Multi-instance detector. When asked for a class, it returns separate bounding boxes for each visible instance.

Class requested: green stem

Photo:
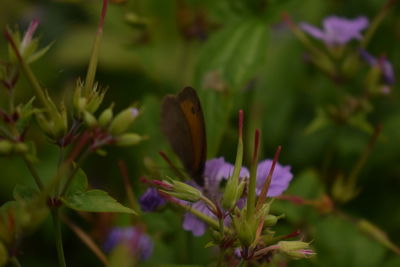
[23,155,44,190]
[4,28,51,112]
[247,130,260,220]
[52,210,66,267]
[55,147,65,196]
[11,257,22,267]
[84,0,108,93]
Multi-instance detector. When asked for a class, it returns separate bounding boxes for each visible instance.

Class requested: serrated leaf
[62,189,136,214]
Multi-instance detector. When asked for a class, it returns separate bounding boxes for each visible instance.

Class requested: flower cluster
[139,111,312,264]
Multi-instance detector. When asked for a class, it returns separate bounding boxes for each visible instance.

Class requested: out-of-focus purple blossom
[256,159,293,197]
[103,227,153,260]
[139,188,166,212]
[300,16,368,46]
[360,49,395,85]
[182,157,249,236]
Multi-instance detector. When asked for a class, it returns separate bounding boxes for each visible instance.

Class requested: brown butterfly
[161,87,206,186]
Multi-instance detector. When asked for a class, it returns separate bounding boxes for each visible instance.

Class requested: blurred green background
[1,0,399,266]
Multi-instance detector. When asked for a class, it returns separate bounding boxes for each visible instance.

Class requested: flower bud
[109,107,139,135]
[222,179,245,210]
[263,214,278,227]
[116,133,143,146]
[233,217,256,246]
[278,241,315,259]
[14,142,28,154]
[83,111,97,128]
[98,106,114,127]
[162,180,202,202]
[0,140,14,155]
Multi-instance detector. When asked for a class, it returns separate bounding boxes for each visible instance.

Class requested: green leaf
[13,184,39,201]
[65,168,88,196]
[62,189,136,214]
[195,18,268,89]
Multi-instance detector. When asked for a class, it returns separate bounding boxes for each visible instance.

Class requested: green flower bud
[233,218,256,246]
[83,111,97,128]
[163,180,202,202]
[109,107,139,135]
[0,140,14,155]
[14,143,28,154]
[263,215,278,227]
[222,179,245,210]
[116,133,143,146]
[98,106,114,127]
[278,241,315,259]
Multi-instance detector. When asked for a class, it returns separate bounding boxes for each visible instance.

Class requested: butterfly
[161,87,206,186]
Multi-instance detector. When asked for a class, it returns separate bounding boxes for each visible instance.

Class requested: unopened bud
[14,142,28,154]
[83,111,97,128]
[163,180,202,202]
[278,241,315,259]
[109,107,139,135]
[0,140,14,154]
[98,106,113,127]
[263,215,278,227]
[233,215,256,246]
[222,179,245,210]
[116,133,143,146]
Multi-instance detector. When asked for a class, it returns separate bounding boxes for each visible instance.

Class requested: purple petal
[299,23,326,40]
[323,16,368,45]
[382,60,395,85]
[103,227,153,260]
[139,188,166,212]
[360,50,395,85]
[182,201,213,236]
[301,15,368,46]
[256,159,293,197]
[183,212,207,236]
[359,49,377,65]
[203,157,249,199]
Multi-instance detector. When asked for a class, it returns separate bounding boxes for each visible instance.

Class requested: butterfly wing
[161,87,206,186]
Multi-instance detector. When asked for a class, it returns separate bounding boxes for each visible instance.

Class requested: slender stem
[23,155,44,190]
[247,129,260,220]
[55,147,65,196]
[52,210,66,267]
[11,257,22,267]
[4,28,51,112]
[84,0,108,93]
[62,215,108,266]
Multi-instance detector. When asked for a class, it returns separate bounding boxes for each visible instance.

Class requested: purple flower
[182,157,293,236]
[139,188,166,212]
[256,159,293,197]
[103,227,153,260]
[360,49,395,85]
[300,16,368,46]
[182,157,249,236]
